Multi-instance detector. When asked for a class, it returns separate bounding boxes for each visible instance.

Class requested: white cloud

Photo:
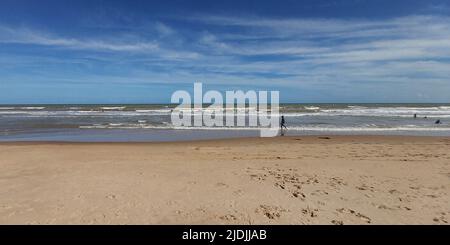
[0,25,159,52]
[154,22,175,37]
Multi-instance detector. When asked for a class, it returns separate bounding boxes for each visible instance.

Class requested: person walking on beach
[280,115,287,136]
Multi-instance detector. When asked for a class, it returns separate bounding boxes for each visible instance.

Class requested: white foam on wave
[290,106,450,118]
[78,123,450,132]
[108,123,123,126]
[101,106,125,110]
[282,112,450,118]
[304,106,320,110]
[135,109,172,113]
[347,105,368,109]
[288,126,450,132]
[18,107,46,110]
[0,109,172,117]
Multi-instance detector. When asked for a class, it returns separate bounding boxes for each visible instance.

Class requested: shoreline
[1,135,449,224]
[1,134,449,144]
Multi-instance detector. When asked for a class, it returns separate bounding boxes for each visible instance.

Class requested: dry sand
[0,136,449,224]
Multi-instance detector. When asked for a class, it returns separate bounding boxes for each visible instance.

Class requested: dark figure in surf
[414,114,417,118]
[435,119,441,124]
[280,115,287,136]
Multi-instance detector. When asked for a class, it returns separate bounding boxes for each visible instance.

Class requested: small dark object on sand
[318,137,331,140]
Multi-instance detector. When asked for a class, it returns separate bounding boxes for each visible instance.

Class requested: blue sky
[1,0,450,104]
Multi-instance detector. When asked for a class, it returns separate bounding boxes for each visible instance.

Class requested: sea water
[0,104,449,141]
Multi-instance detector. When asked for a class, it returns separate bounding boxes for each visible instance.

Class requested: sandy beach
[0,136,449,225]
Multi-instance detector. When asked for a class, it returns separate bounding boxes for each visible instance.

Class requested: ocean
[0,103,449,142]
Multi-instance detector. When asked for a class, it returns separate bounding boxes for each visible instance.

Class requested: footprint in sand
[215,182,229,188]
[356,184,375,192]
[274,182,286,190]
[249,174,266,181]
[219,214,238,221]
[328,177,347,189]
[374,204,397,210]
[331,220,344,225]
[105,194,117,199]
[256,205,287,220]
[301,206,319,218]
[292,190,306,200]
[433,212,448,224]
[388,189,401,195]
[233,189,244,196]
[336,208,371,224]
[311,190,329,196]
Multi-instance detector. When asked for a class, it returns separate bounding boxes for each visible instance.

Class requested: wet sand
[0,136,449,224]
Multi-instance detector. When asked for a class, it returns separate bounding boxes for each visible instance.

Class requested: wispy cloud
[0,25,204,63]
[0,26,160,51]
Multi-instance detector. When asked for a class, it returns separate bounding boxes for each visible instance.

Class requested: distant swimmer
[435,119,441,124]
[280,115,287,136]
[414,113,417,118]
